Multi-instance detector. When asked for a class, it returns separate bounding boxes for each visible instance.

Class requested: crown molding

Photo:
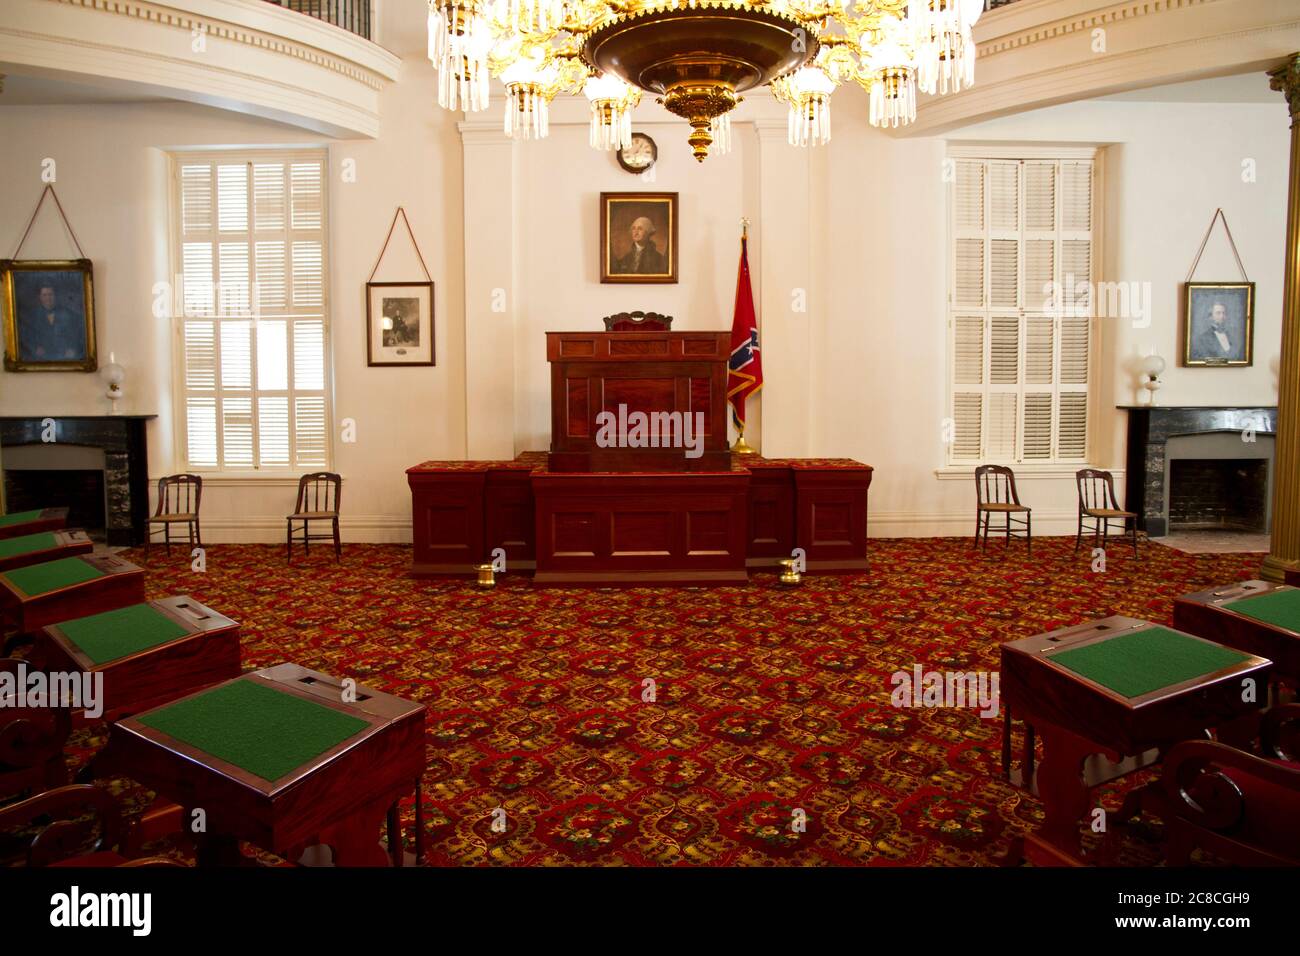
[902,0,1300,136]
[0,0,399,137]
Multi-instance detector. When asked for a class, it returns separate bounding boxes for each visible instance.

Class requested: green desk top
[137,679,370,783]
[1225,588,1300,634]
[58,603,189,666]
[1050,626,1251,699]
[4,556,103,597]
[0,532,58,560]
[0,510,44,528]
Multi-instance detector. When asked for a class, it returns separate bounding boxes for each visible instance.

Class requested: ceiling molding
[0,0,399,137]
[901,0,1300,136]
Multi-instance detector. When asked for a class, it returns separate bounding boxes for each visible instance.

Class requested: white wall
[512,120,754,452]
[1,5,1291,541]
[0,0,465,541]
[810,83,1290,536]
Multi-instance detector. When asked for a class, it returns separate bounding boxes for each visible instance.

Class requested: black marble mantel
[0,416,155,546]
[1119,405,1277,537]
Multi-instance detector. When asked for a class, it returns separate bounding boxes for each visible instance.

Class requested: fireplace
[1120,406,1276,537]
[0,416,155,546]
[3,443,108,536]
[1168,459,1269,532]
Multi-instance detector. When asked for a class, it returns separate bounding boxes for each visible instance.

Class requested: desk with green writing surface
[1174,581,1300,686]
[36,596,241,727]
[0,554,145,639]
[0,530,93,573]
[1000,616,1270,866]
[105,663,426,867]
[0,507,68,541]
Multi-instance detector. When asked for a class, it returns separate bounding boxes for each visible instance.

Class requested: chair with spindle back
[0,657,71,802]
[1075,468,1139,559]
[602,311,674,331]
[0,784,185,867]
[974,465,1032,555]
[146,474,203,556]
[286,472,342,562]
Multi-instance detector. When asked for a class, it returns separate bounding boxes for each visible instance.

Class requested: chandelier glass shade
[427,0,984,159]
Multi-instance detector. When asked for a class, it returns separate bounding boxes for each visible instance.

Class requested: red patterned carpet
[63,538,1267,865]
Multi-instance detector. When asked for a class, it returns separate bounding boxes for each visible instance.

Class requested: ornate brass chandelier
[427,0,984,161]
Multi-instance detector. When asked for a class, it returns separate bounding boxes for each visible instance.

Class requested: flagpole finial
[740,217,750,240]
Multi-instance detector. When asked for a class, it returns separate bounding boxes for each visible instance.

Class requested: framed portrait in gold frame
[1182,281,1253,367]
[1,258,98,372]
[600,192,678,284]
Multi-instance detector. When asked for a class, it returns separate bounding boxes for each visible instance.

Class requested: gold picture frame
[600,192,678,284]
[1,258,98,372]
[1182,281,1254,367]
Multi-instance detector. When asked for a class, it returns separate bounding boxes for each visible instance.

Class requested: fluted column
[1264,54,1300,582]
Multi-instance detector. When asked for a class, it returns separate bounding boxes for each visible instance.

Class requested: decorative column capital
[1268,53,1300,122]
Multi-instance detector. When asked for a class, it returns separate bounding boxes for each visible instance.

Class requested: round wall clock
[617,133,657,174]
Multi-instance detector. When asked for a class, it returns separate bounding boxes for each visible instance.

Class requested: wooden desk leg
[414,779,424,865]
[1031,723,1105,865]
[1002,711,1012,780]
[1022,722,1036,785]
[318,795,392,867]
[387,803,402,867]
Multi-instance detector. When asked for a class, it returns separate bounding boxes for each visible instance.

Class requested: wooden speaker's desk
[407,452,872,585]
[408,329,872,585]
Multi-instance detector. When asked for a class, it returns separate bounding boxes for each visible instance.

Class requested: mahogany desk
[105,664,426,867]
[0,554,145,639]
[0,507,68,541]
[0,530,92,573]
[1001,616,1270,866]
[35,596,242,726]
[408,452,872,585]
[1287,567,1300,587]
[1174,581,1300,687]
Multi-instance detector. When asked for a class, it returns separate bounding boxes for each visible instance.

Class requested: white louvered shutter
[948,156,1095,463]
[174,152,331,471]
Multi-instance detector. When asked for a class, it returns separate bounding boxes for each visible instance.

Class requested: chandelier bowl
[581,3,816,160]
[580,4,816,97]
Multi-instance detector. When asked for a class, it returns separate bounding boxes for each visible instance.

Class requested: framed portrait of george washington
[1,259,97,372]
[600,192,678,284]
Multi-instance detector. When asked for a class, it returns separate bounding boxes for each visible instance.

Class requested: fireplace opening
[3,469,106,539]
[1168,458,1268,533]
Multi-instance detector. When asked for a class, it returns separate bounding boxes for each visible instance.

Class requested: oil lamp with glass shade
[1141,353,1166,406]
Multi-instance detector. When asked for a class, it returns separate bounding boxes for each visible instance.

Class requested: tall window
[947,155,1096,464]
[171,151,331,471]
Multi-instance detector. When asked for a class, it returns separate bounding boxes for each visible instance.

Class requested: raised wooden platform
[407,453,872,586]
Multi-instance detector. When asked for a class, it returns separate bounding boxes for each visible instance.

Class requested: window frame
[944,144,1103,468]
[167,148,334,476]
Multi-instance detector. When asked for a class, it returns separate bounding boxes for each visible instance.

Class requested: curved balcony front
[0,0,400,137]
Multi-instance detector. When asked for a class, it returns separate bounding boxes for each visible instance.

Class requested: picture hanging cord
[367,207,433,283]
[11,184,88,259]
[1185,207,1249,283]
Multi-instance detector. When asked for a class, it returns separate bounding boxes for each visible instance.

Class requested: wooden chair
[1075,468,1138,558]
[974,465,1032,555]
[0,657,71,802]
[0,784,185,867]
[602,311,673,331]
[287,472,342,562]
[1146,704,1300,866]
[146,473,202,556]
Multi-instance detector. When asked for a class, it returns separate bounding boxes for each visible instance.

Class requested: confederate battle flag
[727,228,763,437]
